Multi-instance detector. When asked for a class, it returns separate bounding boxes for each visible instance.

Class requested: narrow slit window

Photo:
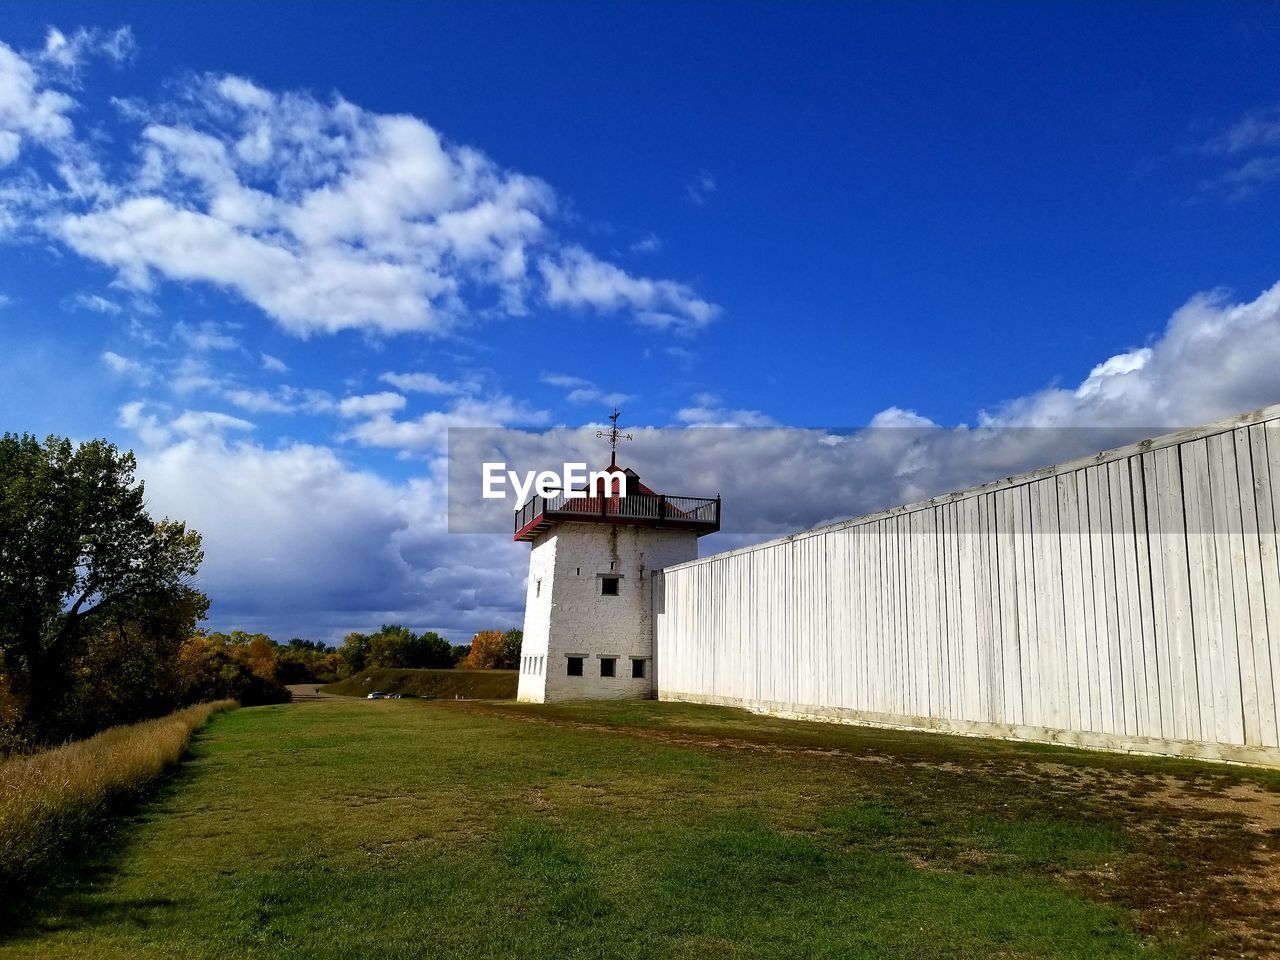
[567,656,584,677]
[535,578,541,597]
[600,657,617,678]
[600,575,620,596]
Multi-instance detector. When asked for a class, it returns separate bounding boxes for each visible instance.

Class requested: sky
[2,2,1280,642]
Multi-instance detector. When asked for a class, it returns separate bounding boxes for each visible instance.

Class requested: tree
[497,629,522,670]
[462,629,520,669]
[0,434,204,742]
[368,624,417,668]
[365,625,455,669]
[341,631,370,674]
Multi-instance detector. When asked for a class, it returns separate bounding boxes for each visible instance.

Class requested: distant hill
[321,668,517,700]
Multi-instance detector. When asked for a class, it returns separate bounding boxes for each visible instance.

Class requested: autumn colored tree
[462,629,521,669]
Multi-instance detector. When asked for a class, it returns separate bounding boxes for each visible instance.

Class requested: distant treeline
[0,432,522,755]
[338,625,522,674]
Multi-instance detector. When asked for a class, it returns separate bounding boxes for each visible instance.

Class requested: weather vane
[596,407,633,466]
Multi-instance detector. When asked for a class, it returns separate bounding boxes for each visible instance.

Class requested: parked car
[366,691,386,700]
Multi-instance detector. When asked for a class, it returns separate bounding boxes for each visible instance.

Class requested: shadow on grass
[0,738,211,943]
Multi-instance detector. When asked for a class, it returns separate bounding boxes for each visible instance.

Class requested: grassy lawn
[2,698,1277,959]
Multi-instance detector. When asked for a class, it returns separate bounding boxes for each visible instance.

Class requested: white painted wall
[656,405,1280,767]
[518,523,698,702]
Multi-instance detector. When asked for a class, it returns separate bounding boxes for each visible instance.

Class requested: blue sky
[3,3,1280,641]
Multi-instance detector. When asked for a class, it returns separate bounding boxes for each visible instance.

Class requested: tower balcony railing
[514,491,721,541]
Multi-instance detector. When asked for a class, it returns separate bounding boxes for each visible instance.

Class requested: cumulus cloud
[0,40,76,165]
[337,391,407,419]
[540,246,719,332]
[341,394,548,451]
[127,432,526,640]
[0,49,718,336]
[101,274,1280,640]
[380,371,470,395]
[260,352,288,373]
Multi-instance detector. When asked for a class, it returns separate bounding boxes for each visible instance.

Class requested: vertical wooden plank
[1182,439,1224,743]
[1250,424,1280,745]
[1261,423,1280,741]
[1109,457,1143,736]
[1206,433,1248,745]
[1057,472,1086,731]
[1232,427,1275,747]
[1130,454,1163,739]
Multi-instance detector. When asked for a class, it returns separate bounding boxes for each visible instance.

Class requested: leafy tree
[61,585,209,738]
[177,634,290,706]
[497,629,522,670]
[416,630,456,669]
[341,631,370,674]
[365,625,455,669]
[0,434,203,743]
[462,629,520,669]
[368,624,418,668]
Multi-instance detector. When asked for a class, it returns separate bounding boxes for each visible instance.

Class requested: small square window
[567,656,583,677]
[600,576,620,596]
[631,658,646,679]
[600,657,617,678]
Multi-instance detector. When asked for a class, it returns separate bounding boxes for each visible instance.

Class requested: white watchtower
[514,412,720,703]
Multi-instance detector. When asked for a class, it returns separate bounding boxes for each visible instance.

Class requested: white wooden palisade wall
[654,404,1280,767]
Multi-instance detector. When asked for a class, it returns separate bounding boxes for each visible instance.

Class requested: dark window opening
[631,658,647,679]
[600,657,617,678]
[600,576,620,596]
[567,656,584,677]
[535,579,541,597]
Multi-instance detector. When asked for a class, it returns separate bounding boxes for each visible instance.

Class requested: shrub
[0,700,235,897]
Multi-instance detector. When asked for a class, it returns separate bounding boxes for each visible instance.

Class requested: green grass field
[3,698,1277,959]
[320,667,517,699]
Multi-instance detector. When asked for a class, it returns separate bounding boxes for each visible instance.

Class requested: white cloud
[40,26,135,72]
[341,394,547,451]
[540,371,632,407]
[337,391,407,418]
[73,292,122,314]
[260,352,288,373]
[380,371,468,395]
[18,70,718,338]
[123,432,526,640]
[540,246,719,333]
[100,349,151,383]
[170,409,254,438]
[0,41,76,163]
[175,320,239,351]
[675,394,775,427]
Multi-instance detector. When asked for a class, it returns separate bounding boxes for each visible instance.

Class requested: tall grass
[0,700,236,895]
